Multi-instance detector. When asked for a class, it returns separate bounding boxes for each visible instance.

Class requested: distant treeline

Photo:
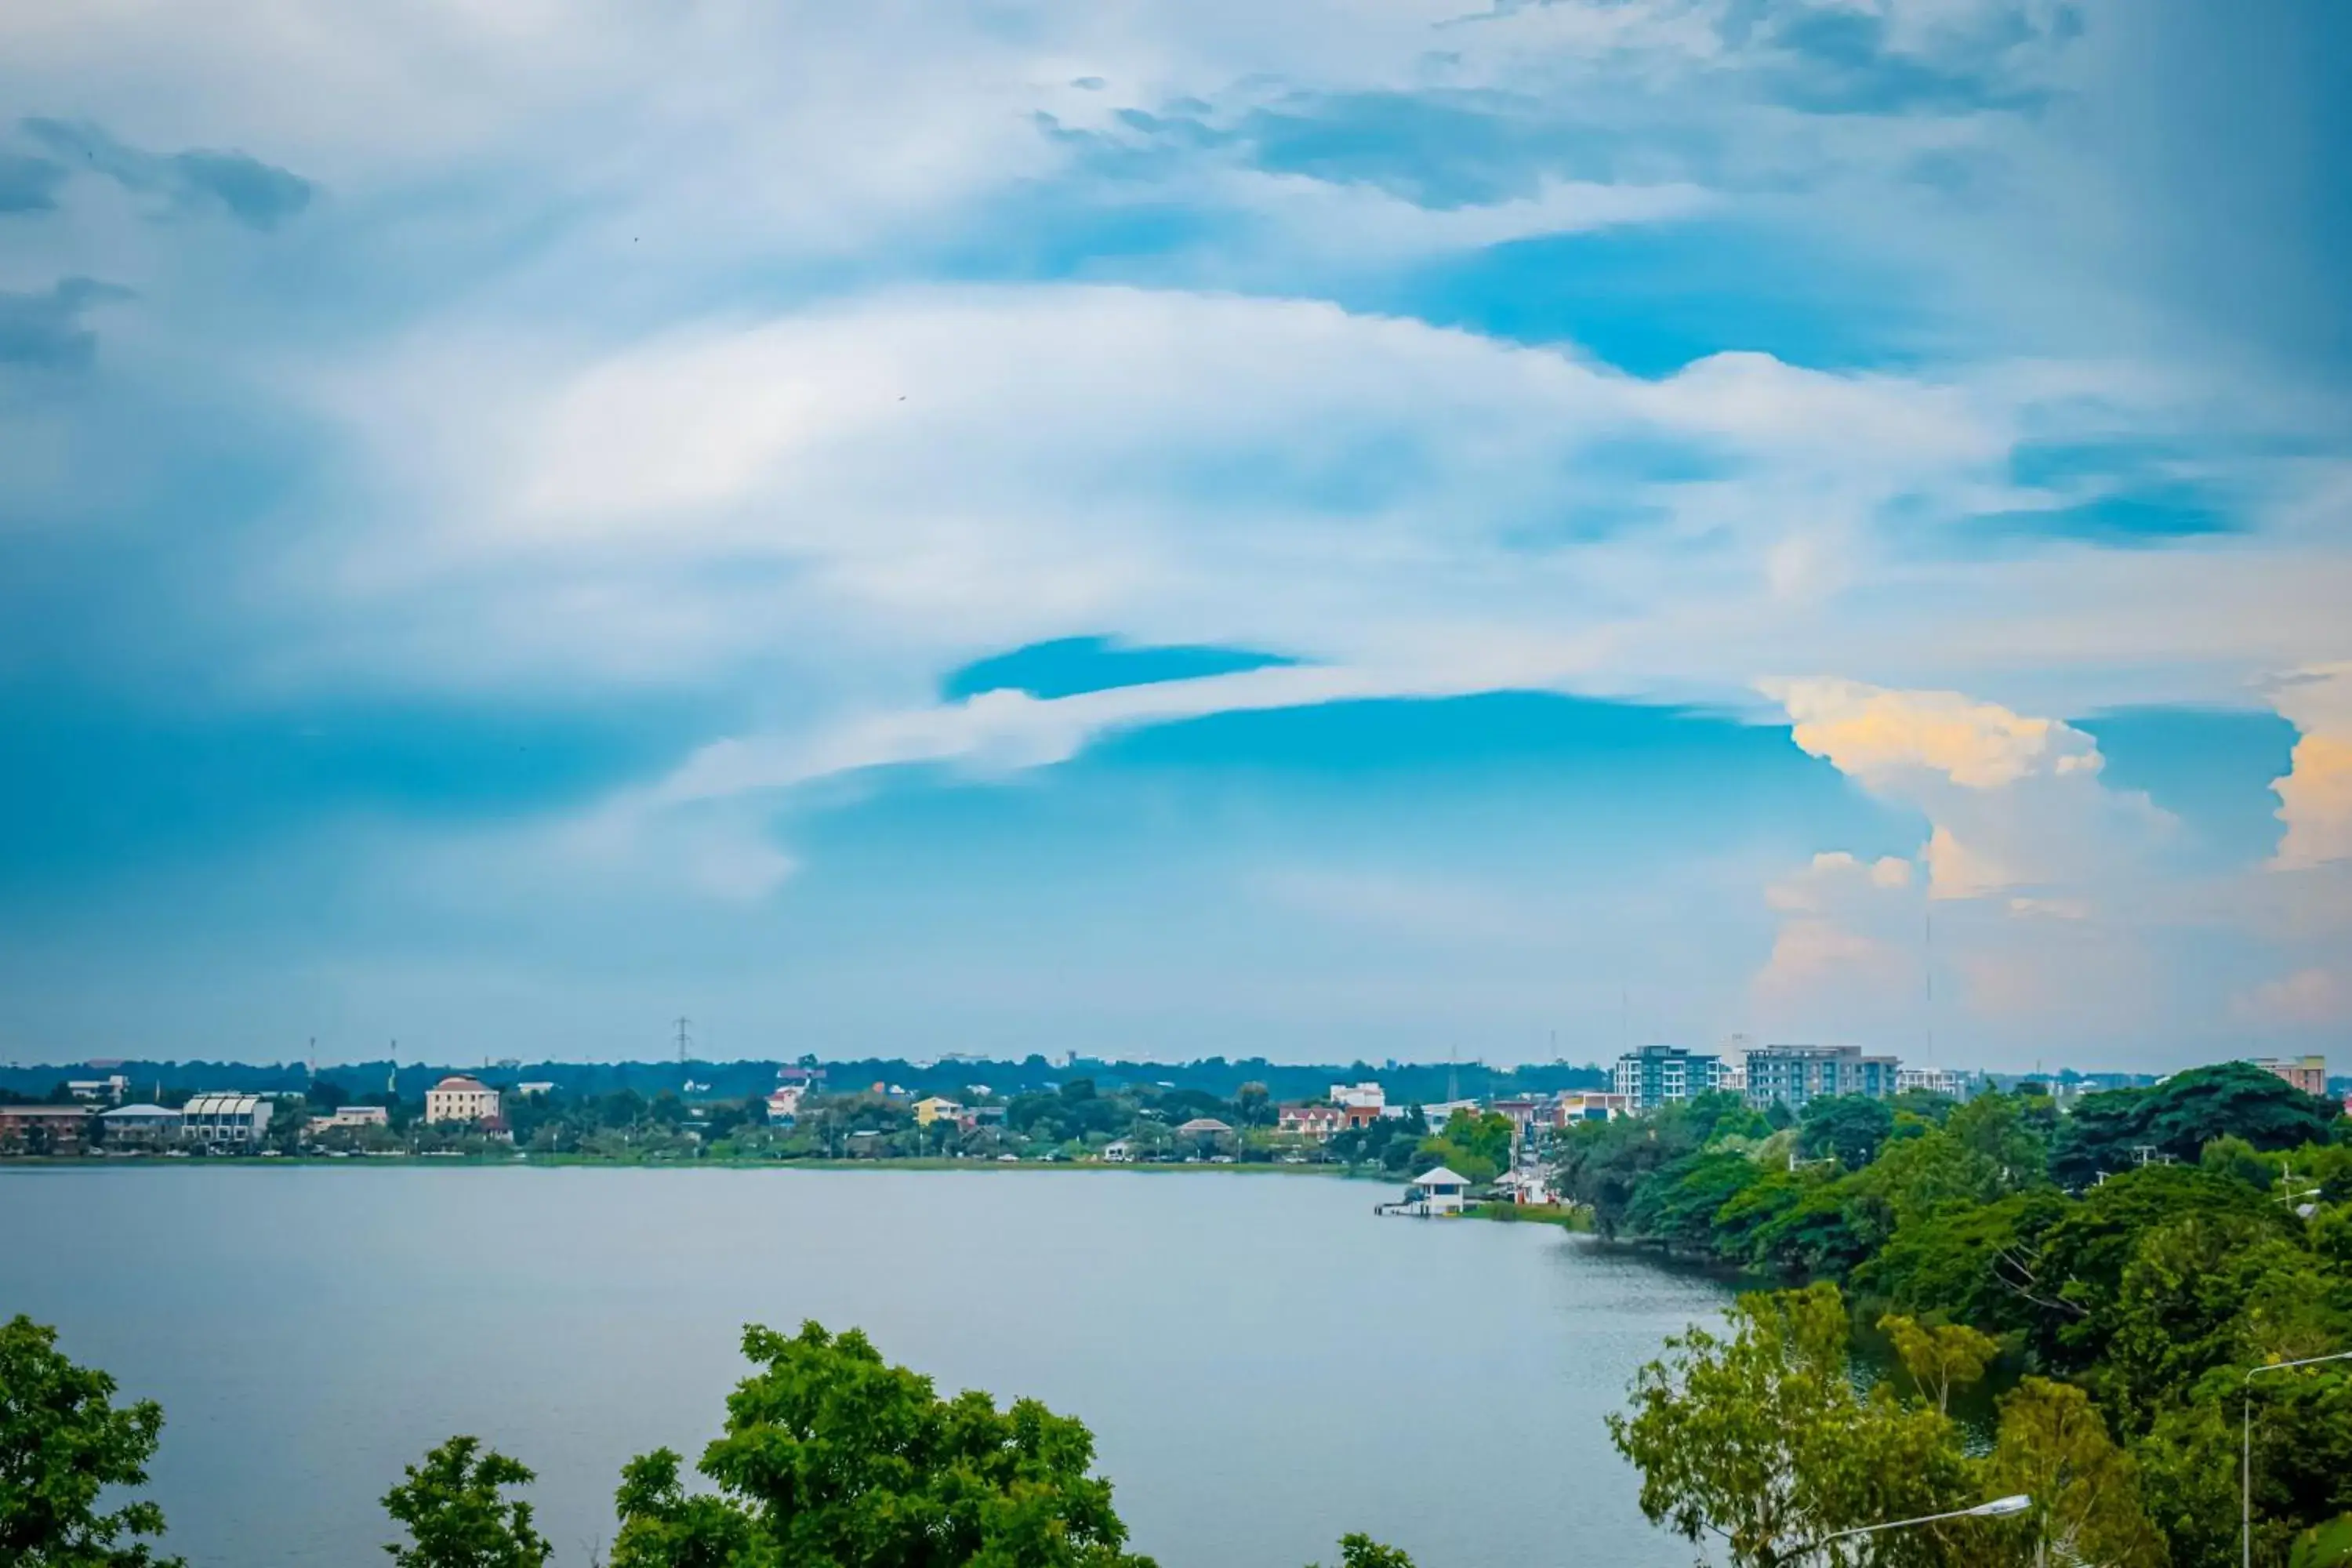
[0,1054,1610,1105]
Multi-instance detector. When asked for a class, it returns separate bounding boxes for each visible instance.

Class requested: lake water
[0,1167,1732,1568]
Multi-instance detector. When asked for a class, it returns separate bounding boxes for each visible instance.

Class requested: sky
[1,0,2347,1071]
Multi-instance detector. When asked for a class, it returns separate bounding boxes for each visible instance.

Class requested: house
[1174,1117,1235,1152]
[1330,1082,1386,1112]
[181,1093,273,1149]
[960,1105,1007,1130]
[1404,1166,1471,1215]
[1490,1099,1544,1141]
[1278,1104,1345,1139]
[766,1086,804,1123]
[0,1104,96,1152]
[913,1096,963,1127]
[99,1103,183,1149]
[1419,1098,1483,1129]
[423,1075,503,1126]
[1102,1139,1134,1163]
[1549,1091,1630,1125]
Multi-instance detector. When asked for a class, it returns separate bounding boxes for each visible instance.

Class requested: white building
[310,1105,390,1132]
[766,1085,804,1123]
[1896,1066,1970,1099]
[1404,1166,1471,1215]
[424,1075,503,1125]
[1329,1082,1386,1111]
[181,1093,272,1149]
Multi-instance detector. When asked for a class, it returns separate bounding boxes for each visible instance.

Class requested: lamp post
[1794,1494,2031,1564]
[2244,1350,2352,1568]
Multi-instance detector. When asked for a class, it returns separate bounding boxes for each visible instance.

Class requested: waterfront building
[181,1093,273,1149]
[1102,1139,1134,1163]
[1403,1166,1470,1215]
[0,1104,96,1151]
[99,1103,183,1148]
[309,1105,390,1133]
[1278,1104,1345,1139]
[1612,1045,1724,1112]
[423,1075,502,1126]
[1744,1045,1900,1109]
[2253,1056,2328,1096]
[912,1096,963,1127]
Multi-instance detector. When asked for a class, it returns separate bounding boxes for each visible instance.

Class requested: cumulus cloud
[2267,664,2352,871]
[1762,676,2102,789]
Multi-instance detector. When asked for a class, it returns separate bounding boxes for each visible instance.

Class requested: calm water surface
[1,1167,1730,1567]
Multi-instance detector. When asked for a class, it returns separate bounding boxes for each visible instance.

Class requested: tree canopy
[381,1437,550,1568]
[0,1315,180,1568]
[610,1320,1156,1568]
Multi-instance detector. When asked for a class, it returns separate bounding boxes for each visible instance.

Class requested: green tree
[611,1321,1156,1568]
[1967,1377,2165,1568]
[381,1436,550,1568]
[1878,1315,1996,1414]
[1608,1283,1968,1567]
[2052,1064,2339,1189]
[0,1316,180,1568]
[1799,1095,1896,1171]
[1305,1536,1415,1568]
[1417,1110,1514,1185]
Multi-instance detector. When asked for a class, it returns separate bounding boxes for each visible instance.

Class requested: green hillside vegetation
[1565,1063,2352,1566]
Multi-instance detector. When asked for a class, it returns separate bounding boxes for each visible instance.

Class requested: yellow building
[913,1096,964,1127]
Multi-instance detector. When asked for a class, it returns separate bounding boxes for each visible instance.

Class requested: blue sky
[1,0,2347,1069]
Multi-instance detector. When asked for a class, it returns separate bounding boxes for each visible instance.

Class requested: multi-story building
[181,1093,273,1149]
[423,1075,502,1126]
[1896,1066,1971,1100]
[99,1103,183,1148]
[2253,1056,2328,1097]
[1744,1045,1900,1110]
[0,1104,95,1152]
[1329,1082,1386,1112]
[1278,1104,1345,1139]
[1613,1046,1724,1112]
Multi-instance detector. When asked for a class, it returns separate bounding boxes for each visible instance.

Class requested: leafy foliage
[0,1316,180,1568]
[381,1437,550,1568]
[610,1320,1155,1568]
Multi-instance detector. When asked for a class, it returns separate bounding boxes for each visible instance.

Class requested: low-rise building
[1330,1082,1386,1112]
[1102,1139,1134,1163]
[423,1076,502,1126]
[181,1093,272,1149]
[100,1103,183,1148]
[1278,1104,1345,1139]
[912,1096,963,1127]
[309,1105,390,1134]
[1174,1117,1235,1149]
[1550,1091,1631,1125]
[1744,1045,1900,1109]
[67,1074,130,1104]
[0,1104,96,1151]
[2253,1056,2328,1097]
[1613,1045,1723,1112]
[766,1086,804,1123]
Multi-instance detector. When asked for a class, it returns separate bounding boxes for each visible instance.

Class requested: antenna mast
[674,1016,693,1065]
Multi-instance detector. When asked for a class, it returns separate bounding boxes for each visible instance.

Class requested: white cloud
[2231,967,2349,1028]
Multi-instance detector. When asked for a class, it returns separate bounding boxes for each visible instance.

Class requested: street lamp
[1795,1494,2031,1563]
[2244,1351,2352,1568]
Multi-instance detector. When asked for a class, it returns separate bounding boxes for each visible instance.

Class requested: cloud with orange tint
[1761,677,2102,790]
[2268,664,2352,871]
